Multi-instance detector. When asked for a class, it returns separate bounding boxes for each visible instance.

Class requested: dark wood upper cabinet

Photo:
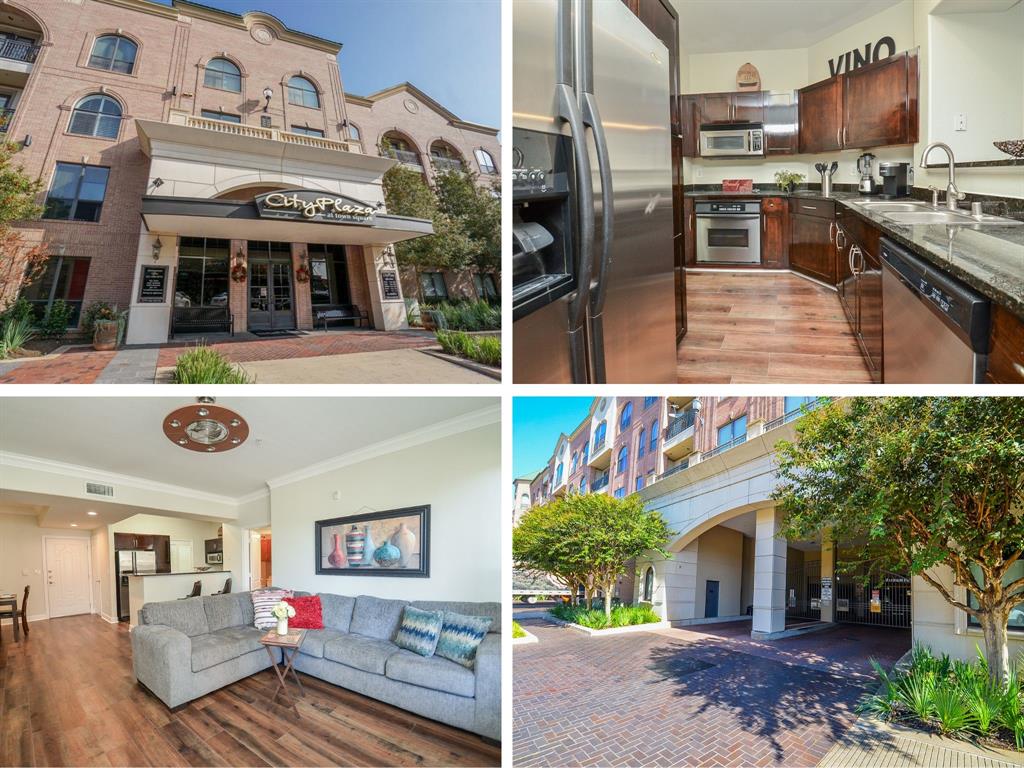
[731,90,764,123]
[843,50,918,149]
[679,95,700,157]
[700,92,733,124]
[764,91,799,155]
[798,77,843,153]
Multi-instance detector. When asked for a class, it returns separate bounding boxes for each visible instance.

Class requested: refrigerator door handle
[581,90,613,384]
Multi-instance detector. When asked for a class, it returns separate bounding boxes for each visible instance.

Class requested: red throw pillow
[283,595,323,630]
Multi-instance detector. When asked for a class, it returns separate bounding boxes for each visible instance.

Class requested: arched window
[555,462,563,485]
[620,401,633,430]
[347,123,361,142]
[475,148,497,174]
[642,567,654,602]
[204,58,241,92]
[88,35,138,74]
[570,452,578,473]
[649,421,658,452]
[68,94,123,139]
[579,475,587,494]
[594,420,607,450]
[287,76,320,108]
[430,141,464,171]
[616,446,628,474]
[382,132,418,164]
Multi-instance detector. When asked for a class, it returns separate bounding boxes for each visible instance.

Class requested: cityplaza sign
[255,190,379,225]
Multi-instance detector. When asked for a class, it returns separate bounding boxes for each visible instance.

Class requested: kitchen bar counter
[127,570,232,628]
[685,187,1024,320]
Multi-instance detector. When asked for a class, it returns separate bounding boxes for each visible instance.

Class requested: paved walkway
[0,330,489,384]
[513,617,910,767]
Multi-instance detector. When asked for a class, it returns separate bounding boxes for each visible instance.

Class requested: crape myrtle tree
[513,492,674,620]
[772,397,1024,680]
[0,142,47,310]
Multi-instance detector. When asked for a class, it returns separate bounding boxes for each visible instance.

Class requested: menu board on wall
[380,269,401,300]
[138,265,168,303]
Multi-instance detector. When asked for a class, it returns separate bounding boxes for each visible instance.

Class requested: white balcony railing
[181,115,362,154]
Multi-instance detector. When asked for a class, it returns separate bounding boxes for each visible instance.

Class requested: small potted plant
[270,600,296,635]
[774,169,805,194]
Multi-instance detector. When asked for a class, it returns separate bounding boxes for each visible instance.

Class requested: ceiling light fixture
[87,511,97,516]
[163,397,249,453]
[71,523,78,527]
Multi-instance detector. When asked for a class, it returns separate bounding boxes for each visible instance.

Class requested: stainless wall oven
[699,123,764,157]
[695,200,761,264]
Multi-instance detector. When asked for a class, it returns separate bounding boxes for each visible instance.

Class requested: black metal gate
[785,559,821,621]
[834,568,911,628]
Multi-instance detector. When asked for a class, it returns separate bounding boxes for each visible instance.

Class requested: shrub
[436,329,501,368]
[433,300,500,331]
[1,297,35,325]
[512,621,526,639]
[932,686,974,736]
[0,316,35,359]
[475,335,501,366]
[549,602,660,630]
[173,345,252,384]
[40,299,72,340]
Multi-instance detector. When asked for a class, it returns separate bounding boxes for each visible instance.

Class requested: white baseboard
[98,612,118,624]
[0,613,47,625]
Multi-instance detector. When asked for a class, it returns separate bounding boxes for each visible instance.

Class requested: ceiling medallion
[163,397,249,453]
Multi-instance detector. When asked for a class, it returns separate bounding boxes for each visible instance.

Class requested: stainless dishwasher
[880,238,990,383]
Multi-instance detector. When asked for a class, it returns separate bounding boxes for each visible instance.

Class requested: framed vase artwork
[315,505,430,577]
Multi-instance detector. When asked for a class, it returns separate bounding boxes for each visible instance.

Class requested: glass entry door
[247,241,295,331]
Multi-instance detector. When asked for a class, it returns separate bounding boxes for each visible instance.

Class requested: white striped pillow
[252,588,293,630]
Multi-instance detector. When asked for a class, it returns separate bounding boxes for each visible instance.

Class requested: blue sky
[513,397,594,480]
[158,0,500,127]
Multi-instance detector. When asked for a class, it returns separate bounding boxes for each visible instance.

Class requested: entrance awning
[141,196,433,245]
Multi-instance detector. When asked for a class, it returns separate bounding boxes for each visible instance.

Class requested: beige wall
[91,526,112,621]
[805,0,916,83]
[688,49,807,93]
[110,514,221,570]
[0,512,93,623]
[694,526,744,618]
[270,423,500,603]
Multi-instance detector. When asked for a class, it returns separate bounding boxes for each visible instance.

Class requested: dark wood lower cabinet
[789,213,836,284]
[859,249,883,381]
[760,197,788,268]
[986,306,1024,383]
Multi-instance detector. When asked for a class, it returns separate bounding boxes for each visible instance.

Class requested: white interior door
[45,538,92,618]
[170,540,193,573]
[249,533,261,591]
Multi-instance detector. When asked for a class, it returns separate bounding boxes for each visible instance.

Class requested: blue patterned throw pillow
[435,611,492,668]
[393,606,444,657]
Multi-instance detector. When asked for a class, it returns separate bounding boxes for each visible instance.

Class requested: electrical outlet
[694,166,703,179]
[954,113,967,131]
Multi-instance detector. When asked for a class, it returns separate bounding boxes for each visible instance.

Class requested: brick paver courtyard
[513,618,911,768]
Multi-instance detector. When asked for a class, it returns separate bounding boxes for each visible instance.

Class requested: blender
[857,153,878,195]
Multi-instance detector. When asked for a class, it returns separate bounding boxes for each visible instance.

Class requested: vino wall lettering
[828,36,896,77]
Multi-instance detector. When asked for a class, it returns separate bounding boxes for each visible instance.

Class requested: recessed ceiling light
[87,511,97,516]
[71,523,78,527]
[163,397,249,453]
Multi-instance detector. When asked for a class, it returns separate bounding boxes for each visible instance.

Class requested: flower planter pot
[276,618,289,635]
[93,320,118,351]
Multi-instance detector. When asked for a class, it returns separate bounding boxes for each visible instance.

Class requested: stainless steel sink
[858,202,929,212]
[882,210,1022,226]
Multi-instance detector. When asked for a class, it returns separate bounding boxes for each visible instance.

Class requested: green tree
[772,397,1024,680]
[0,141,47,310]
[513,493,674,620]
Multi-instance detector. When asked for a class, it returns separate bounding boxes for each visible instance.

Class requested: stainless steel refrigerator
[512,0,677,383]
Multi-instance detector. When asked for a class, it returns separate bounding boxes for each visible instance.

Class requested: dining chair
[179,580,201,599]
[214,577,232,595]
[0,586,29,640]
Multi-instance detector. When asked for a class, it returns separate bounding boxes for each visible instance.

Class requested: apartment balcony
[658,459,689,482]
[662,409,696,461]
[384,148,422,167]
[552,475,567,496]
[431,156,465,172]
[666,395,695,410]
[588,434,611,470]
[0,38,39,83]
[592,474,609,492]
[763,397,831,432]
[0,108,14,134]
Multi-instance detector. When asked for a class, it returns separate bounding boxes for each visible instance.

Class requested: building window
[290,125,325,137]
[635,475,644,491]
[644,396,658,409]
[287,76,320,108]
[555,462,563,485]
[43,163,110,222]
[88,35,138,74]
[419,271,448,303]
[308,244,350,306]
[643,567,654,602]
[474,273,498,302]
[616,446,628,474]
[649,421,658,452]
[620,401,633,430]
[200,109,241,123]
[570,452,578,474]
[583,441,590,463]
[348,123,361,141]
[614,487,625,499]
[594,421,607,450]
[968,559,1024,632]
[638,428,646,458]
[579,475,587,494]
[204,58,241,92]
[68,94,122,139]
[784,396,818,422]
[475,148,497,174]
[19,256,90,327]
[175,237,229,308]
[717,415,748,448]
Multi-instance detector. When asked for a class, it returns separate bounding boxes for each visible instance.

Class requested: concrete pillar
[660,541,699,623]
[752,506,787,637]
[291,243,313,330]
[362,245,410,331]
[229,239,248,334]
[126,232,176,345]
[820,531,835,624]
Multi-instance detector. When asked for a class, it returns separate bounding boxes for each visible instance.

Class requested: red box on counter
[721,179,754,193]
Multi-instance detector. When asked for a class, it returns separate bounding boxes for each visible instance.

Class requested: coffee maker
[857,153,878,195]
[878,161,913,199]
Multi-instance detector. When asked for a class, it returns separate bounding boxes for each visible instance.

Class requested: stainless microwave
[206,552,223,564]
[699,123,764,157]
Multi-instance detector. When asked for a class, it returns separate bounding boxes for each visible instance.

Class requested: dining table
[0,593,19,641]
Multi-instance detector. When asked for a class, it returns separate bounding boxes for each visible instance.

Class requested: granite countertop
[128,569,230,577]
[685,187,1024,319]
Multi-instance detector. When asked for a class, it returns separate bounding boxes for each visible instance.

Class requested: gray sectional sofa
[130,590,501,740]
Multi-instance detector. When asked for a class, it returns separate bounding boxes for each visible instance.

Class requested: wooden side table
[259,628,306,706]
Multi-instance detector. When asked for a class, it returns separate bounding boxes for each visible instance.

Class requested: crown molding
[0,451,241,508]
[265,405,500,491]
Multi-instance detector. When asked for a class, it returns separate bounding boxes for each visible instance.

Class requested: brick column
[229,240,248,334]
[291,242,313,330]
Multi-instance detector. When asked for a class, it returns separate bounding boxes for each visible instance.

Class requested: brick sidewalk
[513,618,896,767]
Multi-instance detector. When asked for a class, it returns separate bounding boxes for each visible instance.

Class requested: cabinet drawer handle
[836,127,841,147]
[829,221,835,243]
[843,126,848,145]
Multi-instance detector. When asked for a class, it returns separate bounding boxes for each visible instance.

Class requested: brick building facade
[1,0,491,343]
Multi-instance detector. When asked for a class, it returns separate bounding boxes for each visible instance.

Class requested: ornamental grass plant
[549,602,661,630]
[173,345,252,384]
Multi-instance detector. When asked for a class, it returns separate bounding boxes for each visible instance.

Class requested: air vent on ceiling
[85,481,114,497]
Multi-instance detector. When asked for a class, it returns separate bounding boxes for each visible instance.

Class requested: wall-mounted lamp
[23,134,31,148]
[171,85,178,97]
[152,237,163,261]
[262,87,273,112]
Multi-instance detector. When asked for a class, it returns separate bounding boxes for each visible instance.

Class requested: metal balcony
[592,474,609,491]
[431,156,464,172]
[763,397,831,433]
[703,434,747,460]
[662,409,696,460]
[657,460,689,482]
[385,148,421,165]
[0,39,40,64]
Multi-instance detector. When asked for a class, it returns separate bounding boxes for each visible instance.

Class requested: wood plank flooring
[678,271,873,384]
[0,615,500,768]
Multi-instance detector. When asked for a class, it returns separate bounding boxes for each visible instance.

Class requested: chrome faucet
[920,142,966,211]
